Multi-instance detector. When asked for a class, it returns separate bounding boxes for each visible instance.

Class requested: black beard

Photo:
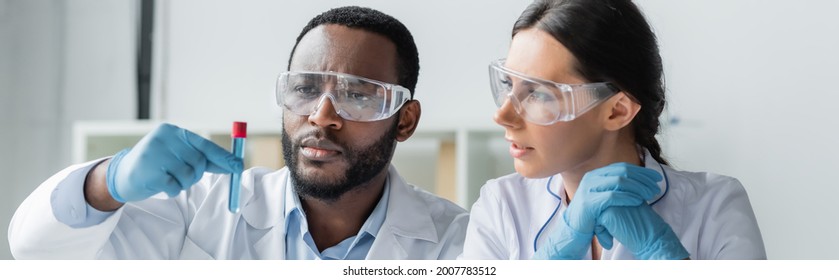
[281,119,398,203]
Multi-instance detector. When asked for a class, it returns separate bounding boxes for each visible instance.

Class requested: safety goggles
[489,59,619,125]
[276,71,411,122]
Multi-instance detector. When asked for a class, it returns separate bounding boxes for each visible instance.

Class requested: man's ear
[603,92,641,132]
[395,100,421,142]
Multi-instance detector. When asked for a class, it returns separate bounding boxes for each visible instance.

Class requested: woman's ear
[603,92,641,131]
[395,100,421,142]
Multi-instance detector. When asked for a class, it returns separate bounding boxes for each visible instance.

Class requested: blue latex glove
[105,123,243,203]
[533,163,662,260]
[597,204,690,260]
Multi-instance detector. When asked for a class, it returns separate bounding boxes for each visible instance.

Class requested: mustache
[293,128,346,152]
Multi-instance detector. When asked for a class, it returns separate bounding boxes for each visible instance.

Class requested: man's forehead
[289,24,399,83]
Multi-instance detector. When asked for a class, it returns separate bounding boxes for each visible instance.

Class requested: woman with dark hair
[461,0,766,260]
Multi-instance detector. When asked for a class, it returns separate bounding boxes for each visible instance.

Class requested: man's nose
[308,94,343,129]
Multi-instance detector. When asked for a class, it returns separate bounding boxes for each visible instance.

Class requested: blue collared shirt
[284,181,390,260]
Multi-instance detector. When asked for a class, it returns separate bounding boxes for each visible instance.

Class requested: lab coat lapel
[243,168,290,260]
[366,165,438,259]
[251,225,286,259]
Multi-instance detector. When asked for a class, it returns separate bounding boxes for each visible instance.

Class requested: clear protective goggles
[276,71,411,122]
[489,59,620,125]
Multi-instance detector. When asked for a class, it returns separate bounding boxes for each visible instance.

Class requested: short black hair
[288,6,420,97]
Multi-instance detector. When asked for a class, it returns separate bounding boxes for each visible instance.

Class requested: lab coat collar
[242,170,290,260]
[240,168,287,229]
[232,168,288,259]
[240,168,300,259]
[380,164,438,242]
[364,165,440,259]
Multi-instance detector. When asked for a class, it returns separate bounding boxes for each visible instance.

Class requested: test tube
[229,121,247,214]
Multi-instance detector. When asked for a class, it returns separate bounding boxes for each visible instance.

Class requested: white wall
[1,0,64,261]
[0,0,135,259]
[4,0,838,260]
[156,0,525,130]
[638,0,839,259]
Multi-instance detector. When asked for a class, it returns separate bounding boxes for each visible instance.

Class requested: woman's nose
[493,95,523,130]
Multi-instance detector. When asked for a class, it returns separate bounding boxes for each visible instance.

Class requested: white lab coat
[460,151,767,260]
[9,161,468,259]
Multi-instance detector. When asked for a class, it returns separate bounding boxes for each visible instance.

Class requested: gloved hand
[106,123,243,203]
[533,162,662,260]
[597,204,690,260]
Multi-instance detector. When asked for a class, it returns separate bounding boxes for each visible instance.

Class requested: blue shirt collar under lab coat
[282,174,391,260]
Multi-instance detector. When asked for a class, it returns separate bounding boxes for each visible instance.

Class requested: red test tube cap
[232,121,247,138]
